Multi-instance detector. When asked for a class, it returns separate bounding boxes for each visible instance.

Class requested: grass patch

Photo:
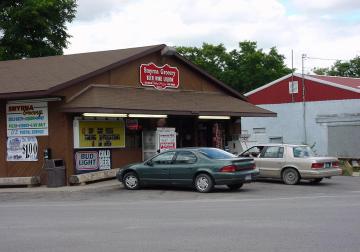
[340,160,353,176]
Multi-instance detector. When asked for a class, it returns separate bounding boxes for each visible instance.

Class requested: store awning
[61,85,276,117]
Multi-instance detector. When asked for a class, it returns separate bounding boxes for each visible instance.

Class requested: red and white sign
[140,63,179,90]
[157,128,176,152]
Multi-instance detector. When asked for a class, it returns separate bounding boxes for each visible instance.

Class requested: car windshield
[199,148,236,159]
[293,146,315,158]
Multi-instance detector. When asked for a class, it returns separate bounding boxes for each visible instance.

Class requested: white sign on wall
[6,102,49,137]
[7,137,38,161]
[157,128,176,152]
[98,149,111,170]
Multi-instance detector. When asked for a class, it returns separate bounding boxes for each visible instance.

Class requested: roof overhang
[60,85,276,117]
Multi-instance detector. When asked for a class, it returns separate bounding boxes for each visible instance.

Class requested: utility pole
[291,50,294,102]
[302,53,307,144]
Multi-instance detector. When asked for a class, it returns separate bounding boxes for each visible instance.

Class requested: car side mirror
[146,160,153,166]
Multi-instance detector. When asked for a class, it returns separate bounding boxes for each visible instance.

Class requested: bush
[340,160,353,176]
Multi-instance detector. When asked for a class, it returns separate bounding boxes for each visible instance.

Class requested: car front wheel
[282,168,300,185]
[194,173,214,193]
[123,172,140,190]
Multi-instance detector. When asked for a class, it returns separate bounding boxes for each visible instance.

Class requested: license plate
[245,175,252,181]
[324,163,331,168]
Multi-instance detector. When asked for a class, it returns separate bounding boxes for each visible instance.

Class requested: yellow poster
[79,121,125,148]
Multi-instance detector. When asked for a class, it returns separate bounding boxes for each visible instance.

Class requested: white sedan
[239,144,342,185]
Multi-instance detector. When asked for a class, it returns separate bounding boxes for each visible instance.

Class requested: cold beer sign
[140,63,179,90]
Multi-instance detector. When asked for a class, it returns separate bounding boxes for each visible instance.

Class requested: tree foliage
[313,56,360,77]
[0,0,77,60]
[176,41,291,93]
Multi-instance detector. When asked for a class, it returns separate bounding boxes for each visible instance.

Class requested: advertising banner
[75,149,111,172]
[157,128,176,152]
[98,149,111,170]
[79,121,125,148]
[6,102,48,137]
[140,63,179,90]
[7,137,38,161]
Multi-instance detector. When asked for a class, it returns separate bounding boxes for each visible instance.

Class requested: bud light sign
[140,63,179,90]
[75,149,112,173]
[75,151,99,171]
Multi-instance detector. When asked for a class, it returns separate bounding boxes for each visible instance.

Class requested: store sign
[98,149,111,170]
[78,121,125,148]
[140,63,179,90]
[126,119,140,131]
[157,128,176,152]
[6,102,48,137]
[75,151,98,171]
[7,137,38,161]
[75,149,111,172]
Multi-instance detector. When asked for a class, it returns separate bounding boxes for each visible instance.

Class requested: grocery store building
[0,44,274,184]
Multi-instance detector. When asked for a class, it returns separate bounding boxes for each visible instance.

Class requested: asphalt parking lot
[0,176,360,252]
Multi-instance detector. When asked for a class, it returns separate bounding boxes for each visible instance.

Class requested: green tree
[312,67,328,75]
[313,56,360,77]
[176,41,291,93]
[0,0,77,60]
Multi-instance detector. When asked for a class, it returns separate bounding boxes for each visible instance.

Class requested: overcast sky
[65,0,360,73]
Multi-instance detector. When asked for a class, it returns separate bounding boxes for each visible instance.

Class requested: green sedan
[117,147,259,193]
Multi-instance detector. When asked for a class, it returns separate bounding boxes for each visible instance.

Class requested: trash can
[44,159,66,187]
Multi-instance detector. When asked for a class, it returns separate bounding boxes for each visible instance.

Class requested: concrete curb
[69,168,120,185]
[0,178,121,194]
[0,176,40,187]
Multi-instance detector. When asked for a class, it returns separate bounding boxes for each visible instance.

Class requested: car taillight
[332,161,339,168]
[220,165,236,172]
[311,163,324,169]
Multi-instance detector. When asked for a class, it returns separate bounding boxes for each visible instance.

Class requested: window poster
[75,149,112,173]
[7,137,38,161]
[78,121,125,148]
[157,128,176,152]
[7,102,48,137]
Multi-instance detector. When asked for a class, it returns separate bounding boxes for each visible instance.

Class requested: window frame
[150,151,176,165]
[174,151,198,165]
[260,146,284,159]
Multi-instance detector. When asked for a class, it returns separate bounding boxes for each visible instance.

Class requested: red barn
[242,73,360,157]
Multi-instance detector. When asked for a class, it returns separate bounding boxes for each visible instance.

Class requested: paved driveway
[0,176,359,252]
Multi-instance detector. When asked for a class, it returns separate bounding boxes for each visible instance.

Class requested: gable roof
[0,44,246,100]
[0,44,165,98]
[308,75,360,90]
[245,73,360,96]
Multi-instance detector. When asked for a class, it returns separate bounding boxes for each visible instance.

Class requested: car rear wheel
[194,173,214,193]
[227,183,243,190]
[310,178,323,184]
[282,168,300,185]
[123,172,140,190]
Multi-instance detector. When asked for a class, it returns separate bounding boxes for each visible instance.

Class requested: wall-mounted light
[82,113,127,118]
[128,114,167,118]
[198,115,231,120]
